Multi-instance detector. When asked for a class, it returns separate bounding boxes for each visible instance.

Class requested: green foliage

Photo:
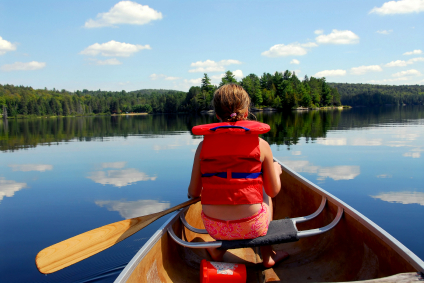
[219,71,238,87]
[329,83,424,106]
[5,72,422,117]
[132,104,153,113]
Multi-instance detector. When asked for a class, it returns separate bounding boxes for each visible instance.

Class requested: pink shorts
[201,203,270,240]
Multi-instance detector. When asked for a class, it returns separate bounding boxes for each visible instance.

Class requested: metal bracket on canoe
[179,208,208,234]
[291,196,327,224]
[297,206,343,238]
[179,196,327,234]
[169,196,344,249]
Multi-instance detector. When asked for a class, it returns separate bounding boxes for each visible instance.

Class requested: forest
[1,70,423,117]
[0,70,340,117]
[330,83,424,106]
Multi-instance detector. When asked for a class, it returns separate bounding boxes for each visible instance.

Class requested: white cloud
[407,57,424,63]
[291,151,301,155]
[0,178,27,203]
[392,69,421,77]
[376,29,393,34]
[9,164,53,172]
[87,168,156,187]
[292,70,301,76]
[188,59,241,73]
[314,69,346,77]
[85,1,162,28]
[301,42,318,48]
[369,0,424,15]
[262,43,308,57]
[282,160,360,181]
[1,61,46,71]
[403,49,422,55]
[182,78,202,88]
[0,36,17,55]
[314,29,324,35]
[165,76,180,81]
[290,59,300,65]
[102,162,126,169]
[385,60,408,67]
[351,65,383,75]
[315,29,359,45]
[371,191,424,205]
[150,74,166,80]
[80,40,151,57]
[210,74,225,84]
[150,74,180,81]
[317,138,347,146]
[95,199,170,219]
[95,58,122,65]
[233,70,244,79]
[367,77,410,84]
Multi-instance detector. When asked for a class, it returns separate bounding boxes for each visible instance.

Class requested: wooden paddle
[36,197,200,274]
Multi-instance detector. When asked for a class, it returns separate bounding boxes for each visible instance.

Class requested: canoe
[114,158,424,282]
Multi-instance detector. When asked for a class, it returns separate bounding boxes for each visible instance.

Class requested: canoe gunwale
[274,157,424,273]
[113,211,180,283]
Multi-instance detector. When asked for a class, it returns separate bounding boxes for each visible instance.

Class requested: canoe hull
[115,159,424,282]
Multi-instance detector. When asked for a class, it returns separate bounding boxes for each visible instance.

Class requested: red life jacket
[192,120,271,205]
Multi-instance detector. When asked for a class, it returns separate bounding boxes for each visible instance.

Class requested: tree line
[330,83,424,106]
[0,70,342,117]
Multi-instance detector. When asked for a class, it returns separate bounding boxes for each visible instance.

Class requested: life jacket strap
[201,172,262,179]
[209,125,250,131]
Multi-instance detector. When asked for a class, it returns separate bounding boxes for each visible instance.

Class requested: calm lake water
[0,106,423,282]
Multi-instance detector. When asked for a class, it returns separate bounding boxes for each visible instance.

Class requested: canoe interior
[121,165,420,283]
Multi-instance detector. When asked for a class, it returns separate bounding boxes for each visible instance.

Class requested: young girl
[188,83,288,268]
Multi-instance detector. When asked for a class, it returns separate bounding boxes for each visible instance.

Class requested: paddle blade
[36,198,200,274]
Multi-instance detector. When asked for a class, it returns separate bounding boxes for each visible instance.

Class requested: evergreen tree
[219,71,238,87]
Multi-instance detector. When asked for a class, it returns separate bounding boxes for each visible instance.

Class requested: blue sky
[0,0,423,91]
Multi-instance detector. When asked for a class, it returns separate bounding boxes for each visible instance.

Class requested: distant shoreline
[111,113,148,116]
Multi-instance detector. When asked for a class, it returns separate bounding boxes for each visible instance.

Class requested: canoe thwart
[291,196,326,223]
[297,206,343,238]
[180,208,208,234]
[168,201,344,249]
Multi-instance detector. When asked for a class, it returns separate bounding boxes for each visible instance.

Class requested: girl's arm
[188,142,203,198]
[260,138,282,198]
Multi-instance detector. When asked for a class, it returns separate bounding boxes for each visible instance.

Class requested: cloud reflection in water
[101,162,126,169]
[8,164,53,172]
[0,178,27,203]
[95,199,171,219]
[371,191,424,206]
[88,168,157,187]
[282,160,360,181]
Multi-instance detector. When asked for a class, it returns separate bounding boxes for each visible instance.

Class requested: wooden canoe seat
[168,197,344,249]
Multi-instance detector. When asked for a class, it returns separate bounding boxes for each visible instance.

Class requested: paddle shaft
[36,197,200,274]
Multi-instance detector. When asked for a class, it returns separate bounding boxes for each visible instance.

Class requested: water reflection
[371,191,424,206]
[1,106,422,151]
[317,138,347,146]
[87,168,157,188]
[95,199,171,219]
[403,152,421,158]
[8,164,53,172]
[0,178,27,203]
[101,162,126,169]
[282,160,360,181]
[376,174,392,178]
[350,138,382,146]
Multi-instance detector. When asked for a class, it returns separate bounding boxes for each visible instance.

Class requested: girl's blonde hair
[213,83,251,122]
